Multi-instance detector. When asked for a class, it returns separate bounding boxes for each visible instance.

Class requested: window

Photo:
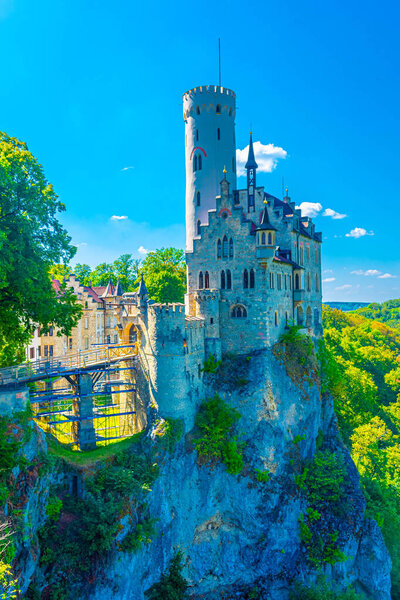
[307,273,311,292]
[69,338,72,350]
[49,345,53,357]
[229,238,233,258]
[196,129,199,141]
[194,155,197,171]
[196,106,200,115]
[261,232,266,245]
[217,128,220,140]
[275,312,278,327]
[297,306,304,326]
[37,347,41,357]
[217,239,222,259]
[221,270,226,289]
[84,337,89,350]
[114,334,118,343]
[85,301,88,308]
[306,307,312,328]
[315,247,319,262]
[106,335,111,344]
[204,271,210,289]
[85,317,89,329]
[306,246,310,260]
[196,191,201,206]
[295,273,300,290]
[210,318,214,324]
[268,233,272,245]
[49,327,53,336]
[44,345,48,357]
[226,269,232,289]
[216,104,221,113]
[243,269,248,289]
[199,271,204,289]
[300,246,304,266]
[222,235,228,258]
[314,308,320,326]
[29,347,34,359]
[284,274,287,290]
[231,305,247,318]
[229,108,233,116]
[269,272,275,289]
[198,154,202,170]
[197,220,201,235]
[250,269,255,289]
[106,316,111,328]
[277,274,282,290]
[289,275,292,290]
[315,274,320,292]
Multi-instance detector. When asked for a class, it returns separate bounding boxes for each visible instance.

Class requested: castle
[26,84,322,430]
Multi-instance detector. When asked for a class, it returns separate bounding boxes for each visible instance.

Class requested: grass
[47,431,144,467]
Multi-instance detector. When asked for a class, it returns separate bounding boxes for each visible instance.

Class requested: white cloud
[378,273,397,279]
[296,202,323,218]
[350,269,381,276]
[138,246,149,255]
[345,227,374,239]
[323,208,347,219]
[236,141,287,177]
[121,166,134,171]
[323,269,333,274]
[335,284,352,290]
[110,215,128,221]
[323,277,336,283]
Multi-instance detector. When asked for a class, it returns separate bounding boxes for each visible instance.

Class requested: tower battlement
[182,85,236,100]
[148,303,185,315]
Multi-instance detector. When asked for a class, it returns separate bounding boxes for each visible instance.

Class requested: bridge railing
[0,343,137,386]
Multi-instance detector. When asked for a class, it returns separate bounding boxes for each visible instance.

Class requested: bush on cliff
[145,550,187,600]
[193,395,245,475]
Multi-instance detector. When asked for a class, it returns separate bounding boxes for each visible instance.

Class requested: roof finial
[223,166,227,175]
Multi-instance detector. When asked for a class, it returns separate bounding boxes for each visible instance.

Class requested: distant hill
[352,298,400,331]
[324,301,371,312]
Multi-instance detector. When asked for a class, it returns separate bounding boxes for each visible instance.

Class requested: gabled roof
[102,280,115,298]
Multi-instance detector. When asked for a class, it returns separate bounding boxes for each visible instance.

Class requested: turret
[183,85,237,251]
[256,200,277,260]
[138,275,149,311]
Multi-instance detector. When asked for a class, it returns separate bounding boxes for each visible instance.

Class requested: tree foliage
[0,132,82,366]
[138,247,186,303]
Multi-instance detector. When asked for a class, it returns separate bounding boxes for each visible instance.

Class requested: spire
[245,131,258,170]
[257,199,277,231]
[114,279,123,296]
[102,279,114,297]
[138,275,148,298]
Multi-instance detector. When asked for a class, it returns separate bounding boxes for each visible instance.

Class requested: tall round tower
[183,85,237,251]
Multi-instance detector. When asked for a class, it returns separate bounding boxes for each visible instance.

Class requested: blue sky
[1,0,399,302]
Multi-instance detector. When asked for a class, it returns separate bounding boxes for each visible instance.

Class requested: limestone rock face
[87,350,391,600]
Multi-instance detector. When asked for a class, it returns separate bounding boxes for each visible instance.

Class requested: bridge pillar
[73,373,96,451]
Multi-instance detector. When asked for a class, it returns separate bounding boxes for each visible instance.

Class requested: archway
[297,306,304,326]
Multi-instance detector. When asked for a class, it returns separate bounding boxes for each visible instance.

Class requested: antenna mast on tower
[218,38,221,86]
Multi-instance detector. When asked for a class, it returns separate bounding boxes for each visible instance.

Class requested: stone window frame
[231,304,248,319]
[249,269,255,289]
[204,271,210,289]
[243,269,249,289]
[217,239,222,259]
[199,271,204,289]
[274,311,279,327]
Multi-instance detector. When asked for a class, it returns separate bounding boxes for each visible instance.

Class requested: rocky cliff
[4,347,392,599]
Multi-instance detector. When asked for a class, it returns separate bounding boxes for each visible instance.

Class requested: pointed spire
[102,279,114,297]
[114,279,123,296]
[257,199,277,231]
[245,131,258,170]
[138,274,148,298]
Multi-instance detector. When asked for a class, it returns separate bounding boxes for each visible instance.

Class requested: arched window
[231,305,248,318]
[194,155,197,171]
[197,220,201,235]
[221,270,226,289]
[196,129,199,141]
[261,232,266,245]
[204,271,210,289]
[196,191,201,206]
[229,238,233,258]
[306,306,312,327]
[196,106,200,115]
[226,269,232,289]
[128,325,137,344]
[217,128,220,140]
[243,269,248,289]
[268,233,272,245]
[297,306,304,326]
[295,273,300,290]
[307,273,311,292]
[275,312,278,327]
[198,154,202,170]
[250,269,255,289]
[315,274,320,292]
[217,239,222,259]
[199,271,203,289]
[222,235,228,258]
[216,104,221,113]
[300,246,304,266]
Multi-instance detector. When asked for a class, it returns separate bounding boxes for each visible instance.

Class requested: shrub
[202,354,222,374]
[120,518,157,552]
[273,326,319,387]
[145,550,187,600]
[290,580,365,599]
[154,418,184,452]
[255,469,269,483]
[194,395,244,474]
[46,496,63,521]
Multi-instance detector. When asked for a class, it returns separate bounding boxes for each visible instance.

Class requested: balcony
[256,246,275,260]
[293,289,305,302]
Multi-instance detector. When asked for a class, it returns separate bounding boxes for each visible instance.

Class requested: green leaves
[138,247,186,304]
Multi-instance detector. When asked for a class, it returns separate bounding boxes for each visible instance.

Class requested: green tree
[48,263,72,281]
[90,262,115,286]
[0,132,82,366]
[113,254,140,292]
[139,247,186,303]
[73,263,92,286]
